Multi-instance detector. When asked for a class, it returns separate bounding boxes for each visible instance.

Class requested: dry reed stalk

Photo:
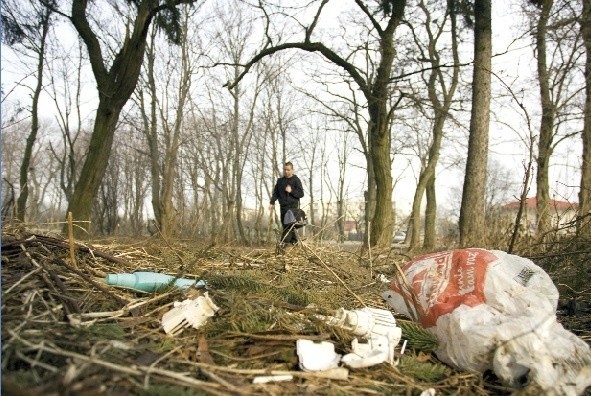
[2,267,43,295]
[67,212,78,269]
[8,330,223,391]
[300,243,367,307]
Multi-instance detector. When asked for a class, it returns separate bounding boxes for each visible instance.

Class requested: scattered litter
[106,271,206,292]
[252,375,294,384]
[400,339,408,355]
[296,339,341,371]
[161,292,219,335]
[322,307,402,368]
[306,367,349,380]
[576,366,591,395]
[420,388,437,396]
[375,273,390,283]
[382,248,591,396]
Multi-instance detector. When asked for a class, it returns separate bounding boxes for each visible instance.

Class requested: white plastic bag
[381,248,591,395]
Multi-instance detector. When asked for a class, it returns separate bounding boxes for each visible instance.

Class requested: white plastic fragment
[375,273,391,283]
[400,339,408,355]
[296,339,341,371]
[420,388,437,396]
[325,307,402,368]
[341,338,391,368]
[576,366,591,395]
[252,375,293,384]
[161,292,219,335]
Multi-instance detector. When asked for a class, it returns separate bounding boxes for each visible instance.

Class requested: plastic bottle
[105,271,206,292]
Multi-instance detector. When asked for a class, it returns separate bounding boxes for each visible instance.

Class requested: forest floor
[1,227,590,395]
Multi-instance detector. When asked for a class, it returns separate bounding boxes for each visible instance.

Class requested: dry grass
[1,226,589,395]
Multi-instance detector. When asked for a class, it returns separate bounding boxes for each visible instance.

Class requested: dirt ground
[2,229,590,395]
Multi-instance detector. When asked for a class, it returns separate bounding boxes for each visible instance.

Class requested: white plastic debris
[296,339,341,371]
[161,292,219,335]
[325,307,402,368]
[375,273,391,283]
[381,248,591,396]
[420,388,437,396]
[576,366,591,395]
[252,375,293,384]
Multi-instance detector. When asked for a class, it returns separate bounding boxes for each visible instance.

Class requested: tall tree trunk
[422,0,460,249]
[16,7,51,222]
[459,0,492,247]
[308,156,316,226]
[160,15,192,239]
[535,0,554,240]
[367,3,406,247]
[142,30,162,232]
[401,0,460,250]
[336,143,347,243]
[230,80,245,243]
[409,162,427,248]
[409,119,443,249]
[369,123,394,247]
[579,0,591,236]
[424,177,436,249]
[67,99,122,233]
[364,159,376,246]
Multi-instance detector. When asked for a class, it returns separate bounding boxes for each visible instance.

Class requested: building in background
[501,197,578,235]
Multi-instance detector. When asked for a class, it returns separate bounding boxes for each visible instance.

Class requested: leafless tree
[214,2,265,244]
[226,0,407,247]
[406,0,461,250]
[46,39,87,203]
[2,0,53,222]
[578,0,591,235]
[298,118,324,229]
[121,133,150,236]
[1,120,28,221]
[459,0,492,247]
[258,60,301,228]
[528,0,584,239]
[94,150,121,234]
[40,0,199,237]
[137,7,198,238]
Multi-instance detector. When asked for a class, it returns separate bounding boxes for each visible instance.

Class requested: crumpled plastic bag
[381,248,591,396]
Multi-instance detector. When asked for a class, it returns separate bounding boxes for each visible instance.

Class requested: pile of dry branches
[2,228,572,395]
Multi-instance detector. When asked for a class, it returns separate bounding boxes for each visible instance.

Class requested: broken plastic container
[324,307,402,368]
[161,292,219,335]
[106,271,206,292]
[296,339,342,371]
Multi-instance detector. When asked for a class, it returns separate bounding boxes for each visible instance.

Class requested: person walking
[269,162,304,246]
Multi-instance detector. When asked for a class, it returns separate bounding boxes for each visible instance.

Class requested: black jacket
[270,175,304,209]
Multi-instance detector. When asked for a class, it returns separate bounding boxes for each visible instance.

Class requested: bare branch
[353,0,383,35]
[224,41,369,95]
[305,0,330,42]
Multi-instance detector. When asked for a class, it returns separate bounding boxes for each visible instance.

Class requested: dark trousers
[280,206,298,244]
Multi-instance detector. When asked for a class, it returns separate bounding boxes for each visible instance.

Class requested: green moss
[398,355,452,382]
[78,323,126,340]
[397,320,438,352]
[153,338,177,354]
